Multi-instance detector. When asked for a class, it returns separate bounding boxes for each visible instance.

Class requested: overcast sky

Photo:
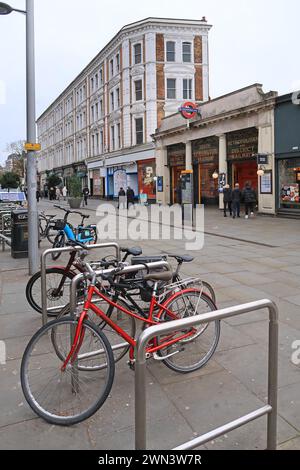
[0,0,299,164]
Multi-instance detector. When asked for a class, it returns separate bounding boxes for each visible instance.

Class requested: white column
[257,121,276,214]
[218,134,227,210]
[185,141,192,171]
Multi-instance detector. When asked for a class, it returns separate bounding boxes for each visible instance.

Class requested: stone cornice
[154,98,277,140]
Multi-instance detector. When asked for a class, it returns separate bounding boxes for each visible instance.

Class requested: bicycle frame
[62,283,198,370]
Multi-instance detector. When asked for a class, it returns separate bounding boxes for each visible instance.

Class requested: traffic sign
[179,102,200,120]
[24,143,41,151]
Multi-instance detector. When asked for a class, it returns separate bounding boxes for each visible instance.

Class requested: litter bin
[11,210,28,259]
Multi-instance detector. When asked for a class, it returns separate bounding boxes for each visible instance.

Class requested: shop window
[138,160,156,199]
[278,158,300,210]
[167,78,176,99]
[166,41,175,62]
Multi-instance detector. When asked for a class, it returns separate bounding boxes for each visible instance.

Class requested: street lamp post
[0,1,39,275]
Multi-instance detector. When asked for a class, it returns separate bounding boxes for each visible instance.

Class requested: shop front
[63,167,74,188]
[227,127,259,191]
[275,93,300,216]
[192,137,219,205]
[106,164,138,200]
[168,144,186,204]
[277,158,300,211]
[91,169,106,198]
[74,163,88,188]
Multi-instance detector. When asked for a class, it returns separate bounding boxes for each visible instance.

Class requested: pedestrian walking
[49,187,55,201]
[56,187,61,201]
[83,186,90,206]
[223,184,232,217]
[232,183,242,219]
[62,186,68,201]
[126,187,135,209]
[118,187,126,209]
[36,189,40,203]
[242,182,257,219]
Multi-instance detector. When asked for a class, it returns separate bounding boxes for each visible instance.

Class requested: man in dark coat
[243,182,257,219]
[232,183,242,219]
[223,185,233,217]
[126,187,135,209]
[82,186,89,206]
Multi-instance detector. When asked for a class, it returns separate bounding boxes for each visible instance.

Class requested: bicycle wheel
[56,297,135,365]
[21,317,115,426]
[26,268,75,316]
[46,226,57,244]
[52,233,65,260]
[156,290,220,373]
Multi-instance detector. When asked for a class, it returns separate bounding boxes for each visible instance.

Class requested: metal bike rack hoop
[40,242,121,325]
[135,298,279,451]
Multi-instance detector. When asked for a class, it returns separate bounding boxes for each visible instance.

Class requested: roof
[37,17,211,122]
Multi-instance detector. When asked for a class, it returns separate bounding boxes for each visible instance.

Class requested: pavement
[0,198,299,450]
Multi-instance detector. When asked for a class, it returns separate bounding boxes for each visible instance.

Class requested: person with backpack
[242,182,257,219]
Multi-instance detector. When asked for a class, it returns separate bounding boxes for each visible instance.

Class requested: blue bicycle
[51,206,98,260]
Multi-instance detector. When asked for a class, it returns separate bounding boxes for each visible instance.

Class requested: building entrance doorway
[232,160,258,190]
[171,166,185,204]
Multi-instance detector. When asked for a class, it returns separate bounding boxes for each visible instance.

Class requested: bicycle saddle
[143,271,173,282]
[168,254,194,263]
[121,246,142,256]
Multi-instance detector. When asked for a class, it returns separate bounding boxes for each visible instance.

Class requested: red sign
[179,102,200,120]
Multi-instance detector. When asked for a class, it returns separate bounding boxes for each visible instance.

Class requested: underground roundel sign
[179,102,200,120]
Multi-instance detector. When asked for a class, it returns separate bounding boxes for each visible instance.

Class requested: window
[116,88,120,108]
[100,130,104,153]
[167,78,176,99]
[116,53,120,73]
[95,73,99,89]
[110,59,114,78]
[117,123,121,149]
[182,42,192,63]
[166,41,175,62]
[110,92,114,111]
[91,77,94,93]
[100,68,103,85]
[135,80,143,101]
[134,43,142,64]
[100,99,103,117]
[90,106,94,123]
[183,79,193,100]
[135,118,143,145]
[111,126,115,151]
[91,135,95,157]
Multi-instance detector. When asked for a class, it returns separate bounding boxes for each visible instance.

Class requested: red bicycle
[21,251,219,426]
